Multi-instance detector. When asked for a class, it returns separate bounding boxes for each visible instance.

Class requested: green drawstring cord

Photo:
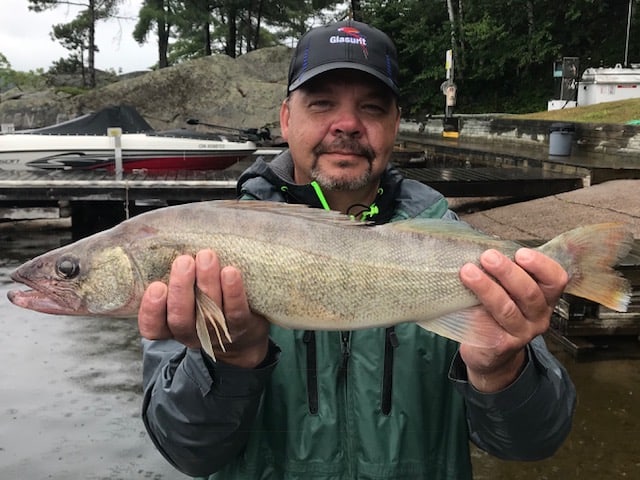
[310,181,331,211]
[308,182,381,221]
[360,203,379,221]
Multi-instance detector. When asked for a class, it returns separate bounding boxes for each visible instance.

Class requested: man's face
[280,70,400,190]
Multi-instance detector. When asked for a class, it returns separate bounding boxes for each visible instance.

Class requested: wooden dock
[0,156,588,220]
[0,168,243,225]
[0,169,240,205]
[396,165,585,197]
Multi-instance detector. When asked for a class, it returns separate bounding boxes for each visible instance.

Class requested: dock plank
[0,159,587,205]
[397,166,585,197]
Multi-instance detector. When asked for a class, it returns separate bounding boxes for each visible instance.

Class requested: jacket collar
[237,150,402,224]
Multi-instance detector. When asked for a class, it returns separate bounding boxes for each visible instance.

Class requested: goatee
[311,138,376,191]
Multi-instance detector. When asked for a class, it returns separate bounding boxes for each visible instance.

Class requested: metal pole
[625,0,633,67]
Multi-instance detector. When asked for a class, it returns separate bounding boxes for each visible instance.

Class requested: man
[138,20,576,479]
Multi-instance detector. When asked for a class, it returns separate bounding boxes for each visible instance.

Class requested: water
[0,223,639,479]
[0,224,189,479]
[471,343,640,479]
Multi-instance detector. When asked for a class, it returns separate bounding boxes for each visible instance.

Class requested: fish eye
[56,257,80,279]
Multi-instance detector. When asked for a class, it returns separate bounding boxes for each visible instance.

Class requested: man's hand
[458,248,569,392]
[138,249,270,369]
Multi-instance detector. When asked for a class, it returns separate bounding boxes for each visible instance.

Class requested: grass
[511,97,640,124]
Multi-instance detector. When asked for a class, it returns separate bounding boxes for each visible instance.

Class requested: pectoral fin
[195,287,233,361]
[416,306,506,348]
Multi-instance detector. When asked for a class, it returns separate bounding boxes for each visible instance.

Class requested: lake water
[0,225,189,479]
[0,222,638,479]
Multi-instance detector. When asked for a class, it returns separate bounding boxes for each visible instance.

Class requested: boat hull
[0,133,256,172]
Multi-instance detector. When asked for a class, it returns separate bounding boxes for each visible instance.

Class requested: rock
[0,46,291,133]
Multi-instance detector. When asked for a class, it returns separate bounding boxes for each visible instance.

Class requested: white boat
[0,106,257,172]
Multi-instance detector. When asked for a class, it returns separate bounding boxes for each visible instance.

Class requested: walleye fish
[7,200,633,360]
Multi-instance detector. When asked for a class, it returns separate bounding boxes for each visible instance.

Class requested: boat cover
[28,105,153,135]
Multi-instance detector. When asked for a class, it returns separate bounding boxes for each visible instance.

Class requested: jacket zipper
[302,330,318,414]
[340,331,352,375]
[381,327,399,415]
[339,331,354,477]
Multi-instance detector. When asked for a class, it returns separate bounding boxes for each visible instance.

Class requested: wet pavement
[458,179,640,241]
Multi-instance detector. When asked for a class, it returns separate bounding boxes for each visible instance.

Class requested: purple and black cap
[287,20,400,96]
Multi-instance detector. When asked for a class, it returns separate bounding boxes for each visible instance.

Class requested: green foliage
[49,56,85,74]
[362,0,451,116]
[360,0,640,116]
[1,53,47,91]
[53,85,89,96]
[133,0,344,67]
[13,0,640,113]
[0,53,10,72]
[28,0,123,87]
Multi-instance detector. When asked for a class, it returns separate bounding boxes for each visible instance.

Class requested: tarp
[27,105,153,135]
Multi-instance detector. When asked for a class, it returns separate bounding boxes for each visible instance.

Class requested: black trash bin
[549,123,575,156]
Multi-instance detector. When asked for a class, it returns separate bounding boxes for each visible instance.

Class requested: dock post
[108,127,124,179]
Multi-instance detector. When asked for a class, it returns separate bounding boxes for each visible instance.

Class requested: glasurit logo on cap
[329,26,369,58]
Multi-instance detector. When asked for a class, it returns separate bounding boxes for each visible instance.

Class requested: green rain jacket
[141,152,576,479]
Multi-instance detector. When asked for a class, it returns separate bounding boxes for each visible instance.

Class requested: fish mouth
[7,288,80,315]
[7,270,83,315]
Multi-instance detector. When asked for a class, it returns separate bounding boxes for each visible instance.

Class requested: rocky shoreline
[0,46,292,132]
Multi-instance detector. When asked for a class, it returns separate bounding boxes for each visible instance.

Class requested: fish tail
[538,223,633,312]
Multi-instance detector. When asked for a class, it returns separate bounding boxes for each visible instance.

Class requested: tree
[28,0,122,88]
[0,54,46,93]
[50,13,93,84]
[133,0,180,68]
[133,0,343,67]
[0,53,12,93]
[361,0,451,115]
[358,0,640,114]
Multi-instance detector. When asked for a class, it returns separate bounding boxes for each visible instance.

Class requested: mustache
[313,138,375,161]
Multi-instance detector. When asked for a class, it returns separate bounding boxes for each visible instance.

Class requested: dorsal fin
[210,200,369,228]
[385,218,509,248]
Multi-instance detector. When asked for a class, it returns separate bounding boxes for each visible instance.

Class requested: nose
[330,105,364,138]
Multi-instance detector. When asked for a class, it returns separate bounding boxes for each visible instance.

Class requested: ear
[279,99,291,140]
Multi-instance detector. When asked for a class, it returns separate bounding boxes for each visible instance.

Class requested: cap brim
[288,62,399,95]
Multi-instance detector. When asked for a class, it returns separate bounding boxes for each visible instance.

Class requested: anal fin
[416,306,506,348]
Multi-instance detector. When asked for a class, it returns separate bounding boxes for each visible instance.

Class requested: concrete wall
[400,116,640,166]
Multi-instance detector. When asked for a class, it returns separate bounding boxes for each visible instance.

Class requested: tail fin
[539,223,633,312]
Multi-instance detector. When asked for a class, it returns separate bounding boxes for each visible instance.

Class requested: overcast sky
[0,0,157,73]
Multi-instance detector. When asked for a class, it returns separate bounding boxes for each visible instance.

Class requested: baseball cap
[287,20,400,96]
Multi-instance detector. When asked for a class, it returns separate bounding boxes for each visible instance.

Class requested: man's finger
[166,255,198,345]
[220,267,250,320]
[138,281,171,339]
[195,249,222,306]
[514,248,569,305]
